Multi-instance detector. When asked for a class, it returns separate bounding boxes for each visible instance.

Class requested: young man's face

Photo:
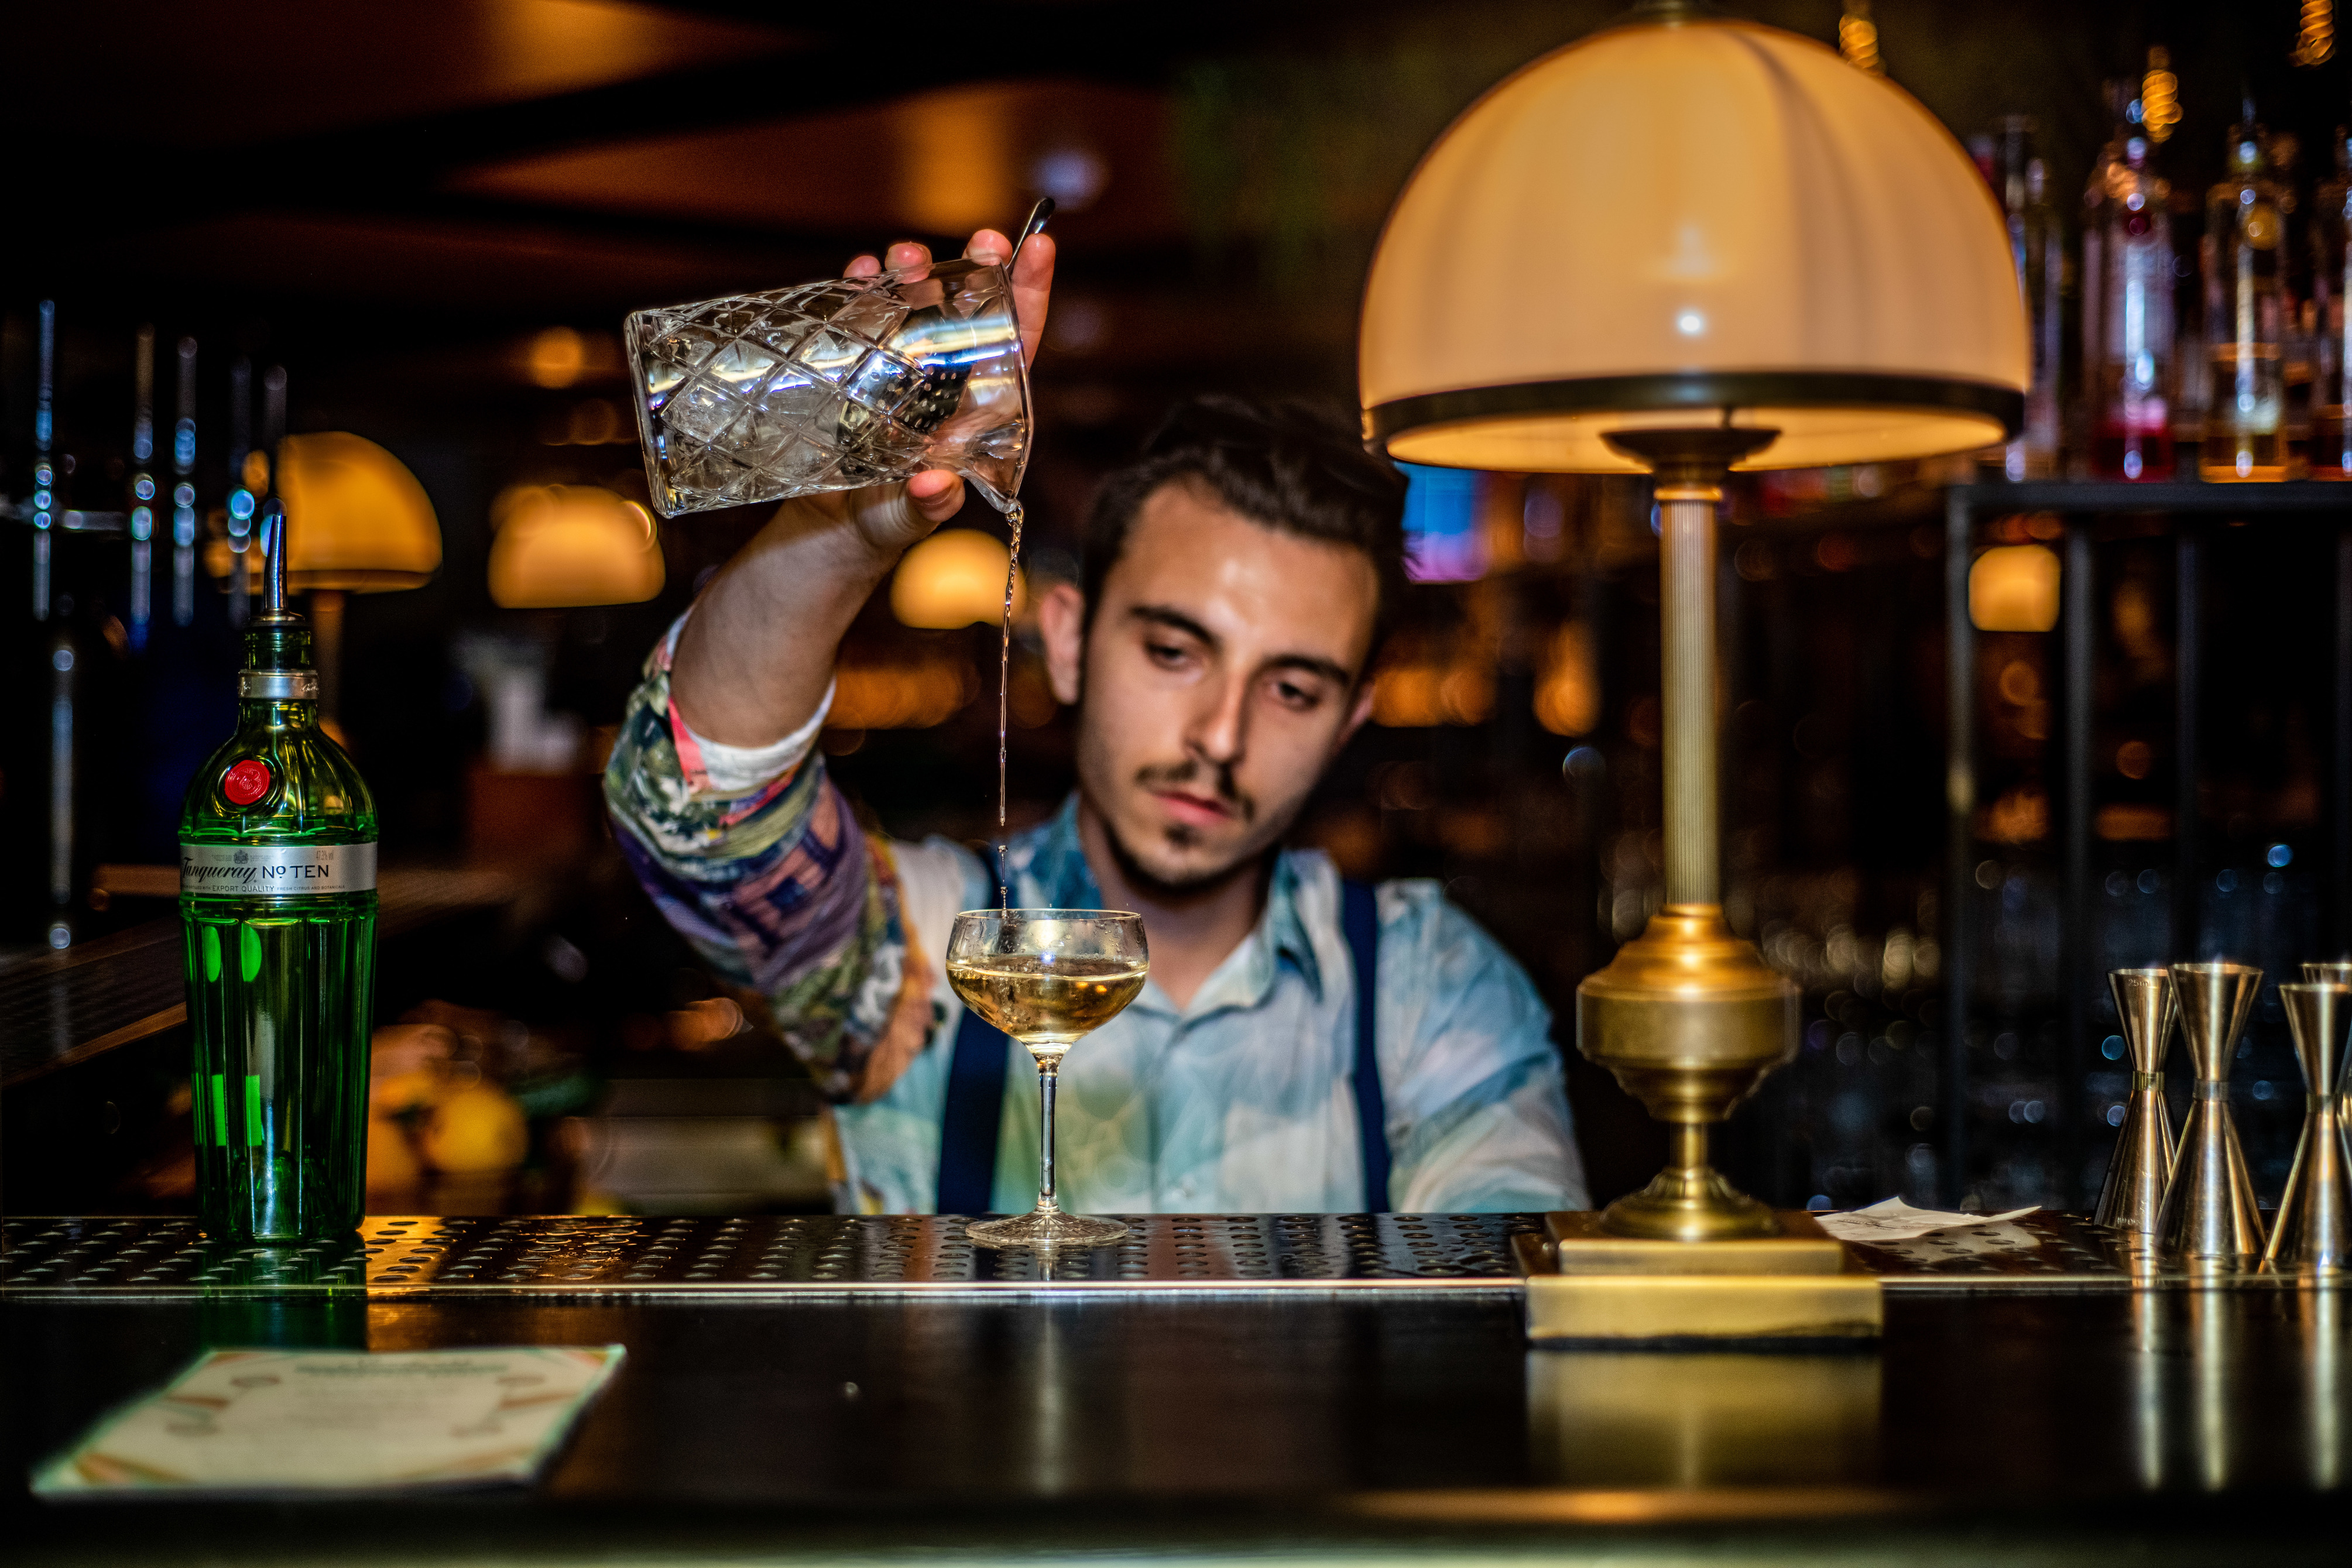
[1038,477,1380,894]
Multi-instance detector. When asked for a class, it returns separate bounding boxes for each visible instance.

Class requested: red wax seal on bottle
[221,759,273,806]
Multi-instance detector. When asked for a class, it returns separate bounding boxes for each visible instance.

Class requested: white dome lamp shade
[1360,2,2028,475]
[1359,1,2028,1255]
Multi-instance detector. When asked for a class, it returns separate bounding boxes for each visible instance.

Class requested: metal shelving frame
[1939,479,2352,1207]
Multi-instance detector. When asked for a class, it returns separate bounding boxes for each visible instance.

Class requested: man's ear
[1038,581,1087,705]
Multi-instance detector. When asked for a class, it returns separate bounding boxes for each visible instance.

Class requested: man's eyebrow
[1125,604,1352,687]
[1264,651,1356,688]
[1126,603,1222,650]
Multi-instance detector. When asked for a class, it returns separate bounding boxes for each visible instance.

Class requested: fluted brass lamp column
[1360,1,2027,1298]
[1576,426,1795,1241]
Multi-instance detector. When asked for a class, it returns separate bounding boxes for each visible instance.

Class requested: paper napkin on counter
[35,1345,623,1497]
[1812,1198,2038,1246]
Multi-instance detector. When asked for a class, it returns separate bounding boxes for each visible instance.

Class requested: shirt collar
[1010,794,1328,1008]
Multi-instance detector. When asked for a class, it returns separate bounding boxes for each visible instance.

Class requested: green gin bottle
[179,509,377,1239]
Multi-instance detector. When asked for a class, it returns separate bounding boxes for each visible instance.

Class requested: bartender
[605,226,1587,1215]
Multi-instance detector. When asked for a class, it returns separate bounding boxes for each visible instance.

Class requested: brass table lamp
[1359,0,2026,1330]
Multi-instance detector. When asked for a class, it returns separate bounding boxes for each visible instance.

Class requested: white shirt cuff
[681,678,835,795]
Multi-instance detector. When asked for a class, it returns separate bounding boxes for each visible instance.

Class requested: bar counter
[6,1212,2350,1564]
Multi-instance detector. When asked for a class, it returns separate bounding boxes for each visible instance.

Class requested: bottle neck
[242,609,314,674]
[239,609,318,724]
[235,695,320,732]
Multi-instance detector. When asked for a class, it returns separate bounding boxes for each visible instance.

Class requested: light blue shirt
[834,797,1589,1214]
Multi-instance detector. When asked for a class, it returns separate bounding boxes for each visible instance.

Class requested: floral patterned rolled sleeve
[601,628,936,1104]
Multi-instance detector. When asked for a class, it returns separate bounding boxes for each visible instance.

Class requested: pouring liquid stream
[993,497,1024,908]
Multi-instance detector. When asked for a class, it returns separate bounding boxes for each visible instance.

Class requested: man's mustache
[1134,759,1254,823]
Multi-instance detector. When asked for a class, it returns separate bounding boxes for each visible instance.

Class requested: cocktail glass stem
[966,1051,1126,1249]
[1036,1064,1060,1215]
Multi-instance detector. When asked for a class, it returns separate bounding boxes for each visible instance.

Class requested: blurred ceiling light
[1838,2,1881,74]
[1535,622,1600,736]
[488,485,664,608]
[891,529,1026,628]
[1374,653,1494,728]
[1439,660,1495,725]
[2141,48,2179,143]
[1030,145,1110,211]
[529,326,588,387]
[899,86,1014,235]
[1969,544,2060,632]
[277,433,442,591]
[831,658,979,729]
[1373,663,1445,728]
[2294,0,2334,67]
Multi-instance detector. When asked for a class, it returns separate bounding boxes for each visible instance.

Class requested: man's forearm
[667,227,1050,750]
[668,501,897,749]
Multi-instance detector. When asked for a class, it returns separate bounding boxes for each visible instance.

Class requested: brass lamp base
[1517,1211,1884,1343]
[1601,1158,1777,1243]
[1576,904,1798,1241]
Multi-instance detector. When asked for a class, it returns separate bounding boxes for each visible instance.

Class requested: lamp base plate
[1516,1212,1883,1343]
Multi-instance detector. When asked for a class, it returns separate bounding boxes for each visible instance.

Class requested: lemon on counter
[371,1068,448,1117]
[366,1112,423,1190]
[419,1083,529,1175]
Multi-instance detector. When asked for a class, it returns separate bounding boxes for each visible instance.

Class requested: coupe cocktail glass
[945,909,1147,1248]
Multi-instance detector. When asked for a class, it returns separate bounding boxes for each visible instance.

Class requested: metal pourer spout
[259,500,291,619]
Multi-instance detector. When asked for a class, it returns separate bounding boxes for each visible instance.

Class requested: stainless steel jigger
[2096,968,2177,1235]
[2268,983,2352,1271]
[2304,962,2352,1151]
[2155,962,2267,1264]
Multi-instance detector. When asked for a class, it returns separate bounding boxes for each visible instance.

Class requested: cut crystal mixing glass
[625,256,1029,517]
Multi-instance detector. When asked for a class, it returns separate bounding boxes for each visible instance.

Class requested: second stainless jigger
[2304,962,2352,1155]
[2155,962,2267,1264]
[2268,983,2352,1272]
[2096,968,2177,1235]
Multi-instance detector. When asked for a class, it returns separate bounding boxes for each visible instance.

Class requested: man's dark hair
[1079,395,1411,673]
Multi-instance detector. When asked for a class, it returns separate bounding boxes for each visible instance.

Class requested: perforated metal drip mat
[0,1214,1542,1298]
[0,1212,2312,1298]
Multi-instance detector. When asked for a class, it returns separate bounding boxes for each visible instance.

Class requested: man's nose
[1188,671,1250,768]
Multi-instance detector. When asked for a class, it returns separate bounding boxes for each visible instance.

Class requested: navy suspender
[935,1005,1013,1214]
[1340,879,1391,1212]
[932,880,1390,1213]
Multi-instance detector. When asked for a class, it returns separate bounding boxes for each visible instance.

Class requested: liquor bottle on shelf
[128,327,157,649]
[2203,109,2293,481]
[2173,178,2211,471]
[179,510,378,1240]
[2312,126,2352,478]
[2079,80,2135,461]
[172,337,198,627]
[1995,116,2063,479]
[2090,119,2176,480]
[31,300,57,620]
[225,357,253,627]
[2273,131,2316,476]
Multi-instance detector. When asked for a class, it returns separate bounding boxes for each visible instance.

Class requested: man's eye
[1145,641,1189,666]
[1272,680,1321,709]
